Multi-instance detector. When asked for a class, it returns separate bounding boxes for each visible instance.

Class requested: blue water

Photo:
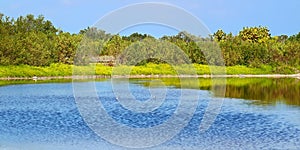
[0,80,300,149]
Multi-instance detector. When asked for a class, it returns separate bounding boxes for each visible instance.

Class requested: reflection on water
[2,77,299,107]
[224,78,300,106]
[0,79,73,86]
[132,77,300,106]
[0,78,299,149]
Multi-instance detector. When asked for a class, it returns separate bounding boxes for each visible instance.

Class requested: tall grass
[0,63,293,78]
[0,63,72,77]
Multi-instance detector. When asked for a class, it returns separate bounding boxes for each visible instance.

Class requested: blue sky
[1,0,300,37]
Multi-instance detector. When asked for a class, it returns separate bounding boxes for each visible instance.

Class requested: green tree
[102,35,130,57]
[213,29,226,42]
[238,26,271,43]
[55,32,82,64]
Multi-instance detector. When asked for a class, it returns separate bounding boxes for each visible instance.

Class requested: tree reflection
[132,78,300,106]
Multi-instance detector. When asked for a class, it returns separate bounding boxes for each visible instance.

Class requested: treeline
[0,13,299,73]
[213,27,300,73]
[0,13,81,66]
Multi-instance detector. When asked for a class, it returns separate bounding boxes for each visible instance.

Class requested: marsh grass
[0,63,292,78]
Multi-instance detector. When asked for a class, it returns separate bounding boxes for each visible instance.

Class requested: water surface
[0,78,299,149]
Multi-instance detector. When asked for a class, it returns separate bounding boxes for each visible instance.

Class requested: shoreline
[0,74,300,80]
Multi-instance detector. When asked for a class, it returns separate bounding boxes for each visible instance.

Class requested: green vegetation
[0,63,276,78]
[0,13,300,77]
[0,63,72,77]
[214,27,300,73]
[0,14,82,66]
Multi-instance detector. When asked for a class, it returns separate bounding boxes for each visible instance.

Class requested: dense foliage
[0,13,299,73]
[214,27,300,73]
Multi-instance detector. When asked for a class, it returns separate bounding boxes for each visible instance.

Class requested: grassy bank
[0,63,298,78]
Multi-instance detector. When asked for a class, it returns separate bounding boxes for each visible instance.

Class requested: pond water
[0,78,299,149]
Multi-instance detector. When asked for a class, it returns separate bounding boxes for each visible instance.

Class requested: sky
[1,0,300,37]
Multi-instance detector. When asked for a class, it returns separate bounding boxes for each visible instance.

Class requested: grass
[0,63,73,77]
[0,63,297,78]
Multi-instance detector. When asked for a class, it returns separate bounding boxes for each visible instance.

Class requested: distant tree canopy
[0,13,299,73]
[0,13,81,66]
[238,26,271,43]
[214,27,300,71]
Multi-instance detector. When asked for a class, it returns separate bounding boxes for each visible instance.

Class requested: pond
[0,78,299,149]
